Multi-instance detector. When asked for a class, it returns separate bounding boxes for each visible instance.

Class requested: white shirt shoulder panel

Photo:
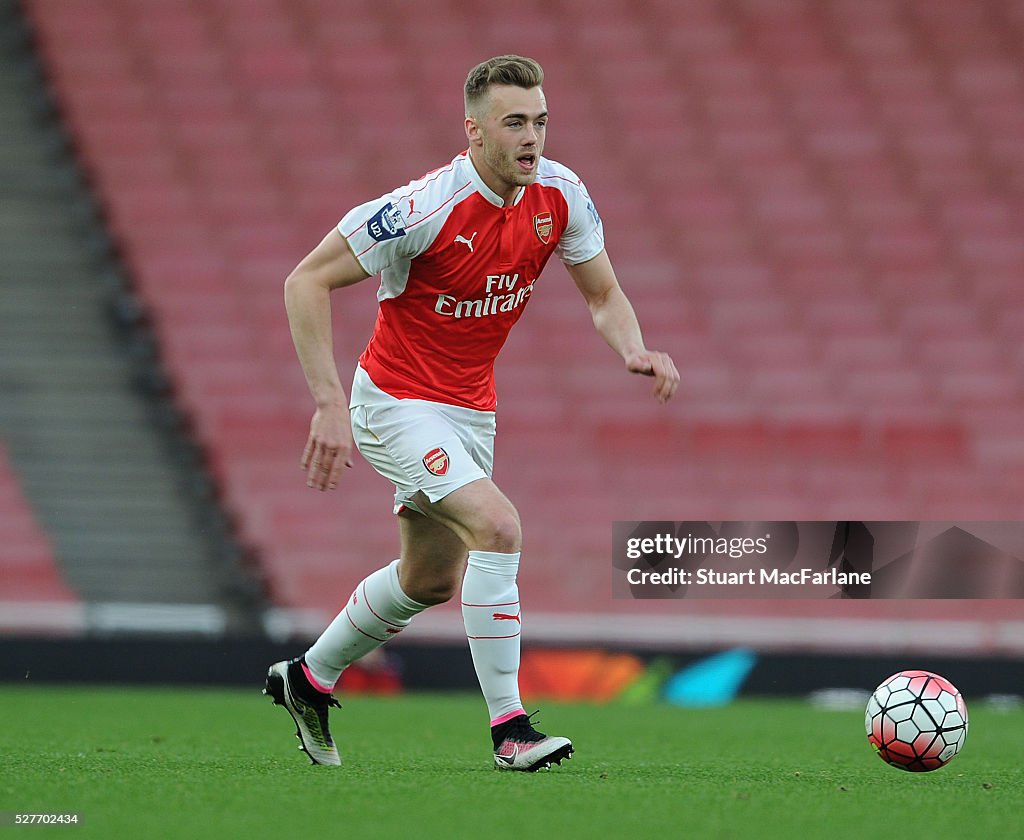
[536,158,605,265]
[338,155,475,299]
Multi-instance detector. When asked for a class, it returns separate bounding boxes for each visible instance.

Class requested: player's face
[466,85,547,204]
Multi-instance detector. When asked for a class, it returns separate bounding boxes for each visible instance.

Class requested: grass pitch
[1,686,1021,840]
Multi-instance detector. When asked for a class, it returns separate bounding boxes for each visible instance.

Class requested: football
[865,670,968,772]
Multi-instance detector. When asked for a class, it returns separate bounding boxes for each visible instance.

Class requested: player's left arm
[566,249,680,403]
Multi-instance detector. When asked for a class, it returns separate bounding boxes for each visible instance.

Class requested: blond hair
[464,55,545,116]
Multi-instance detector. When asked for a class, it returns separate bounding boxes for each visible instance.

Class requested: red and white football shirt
[338,150,605,411]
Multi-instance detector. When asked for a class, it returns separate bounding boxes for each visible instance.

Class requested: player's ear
[465,114,482,146]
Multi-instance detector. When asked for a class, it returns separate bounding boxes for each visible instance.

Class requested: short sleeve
[338,193,421,276]
[554,171,605,266]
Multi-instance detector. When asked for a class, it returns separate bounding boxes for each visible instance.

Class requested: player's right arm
[284,229,370,490]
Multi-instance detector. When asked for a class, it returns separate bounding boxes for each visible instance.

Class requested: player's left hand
[625,350,679,403]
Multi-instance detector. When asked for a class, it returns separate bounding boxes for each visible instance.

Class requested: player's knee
[404,574,460,606]
[477,509,522,554]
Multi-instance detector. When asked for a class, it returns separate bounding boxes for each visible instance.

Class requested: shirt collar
[464,149,526,208]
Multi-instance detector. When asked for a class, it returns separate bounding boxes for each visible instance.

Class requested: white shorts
[349,365,495,515]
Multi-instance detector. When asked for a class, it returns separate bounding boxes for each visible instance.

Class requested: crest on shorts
[534,211,553,245]
[422,447,449,476]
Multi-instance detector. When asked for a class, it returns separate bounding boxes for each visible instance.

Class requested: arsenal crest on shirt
[533,211,553,245]
[422,447,450,476]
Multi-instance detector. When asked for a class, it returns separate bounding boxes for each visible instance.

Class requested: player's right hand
[301,405,354,490]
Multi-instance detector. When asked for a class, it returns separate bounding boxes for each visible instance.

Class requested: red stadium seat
[23,0,1024,611]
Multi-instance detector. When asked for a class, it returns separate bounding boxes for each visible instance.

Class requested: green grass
[1,686,1021,839]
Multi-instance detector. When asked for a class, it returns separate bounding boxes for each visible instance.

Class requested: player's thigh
[397,508,468,602]
[398,507,468,569]
[413,478,522,552]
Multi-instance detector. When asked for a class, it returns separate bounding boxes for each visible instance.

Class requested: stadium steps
[0,442,75,602]
[0,0,260,619]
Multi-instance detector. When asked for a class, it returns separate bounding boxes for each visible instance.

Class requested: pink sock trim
[301,661,334,694]
[490,708,527,728]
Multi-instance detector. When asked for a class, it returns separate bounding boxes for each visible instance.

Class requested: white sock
[462,550,526,725]
[304,559,427,691]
